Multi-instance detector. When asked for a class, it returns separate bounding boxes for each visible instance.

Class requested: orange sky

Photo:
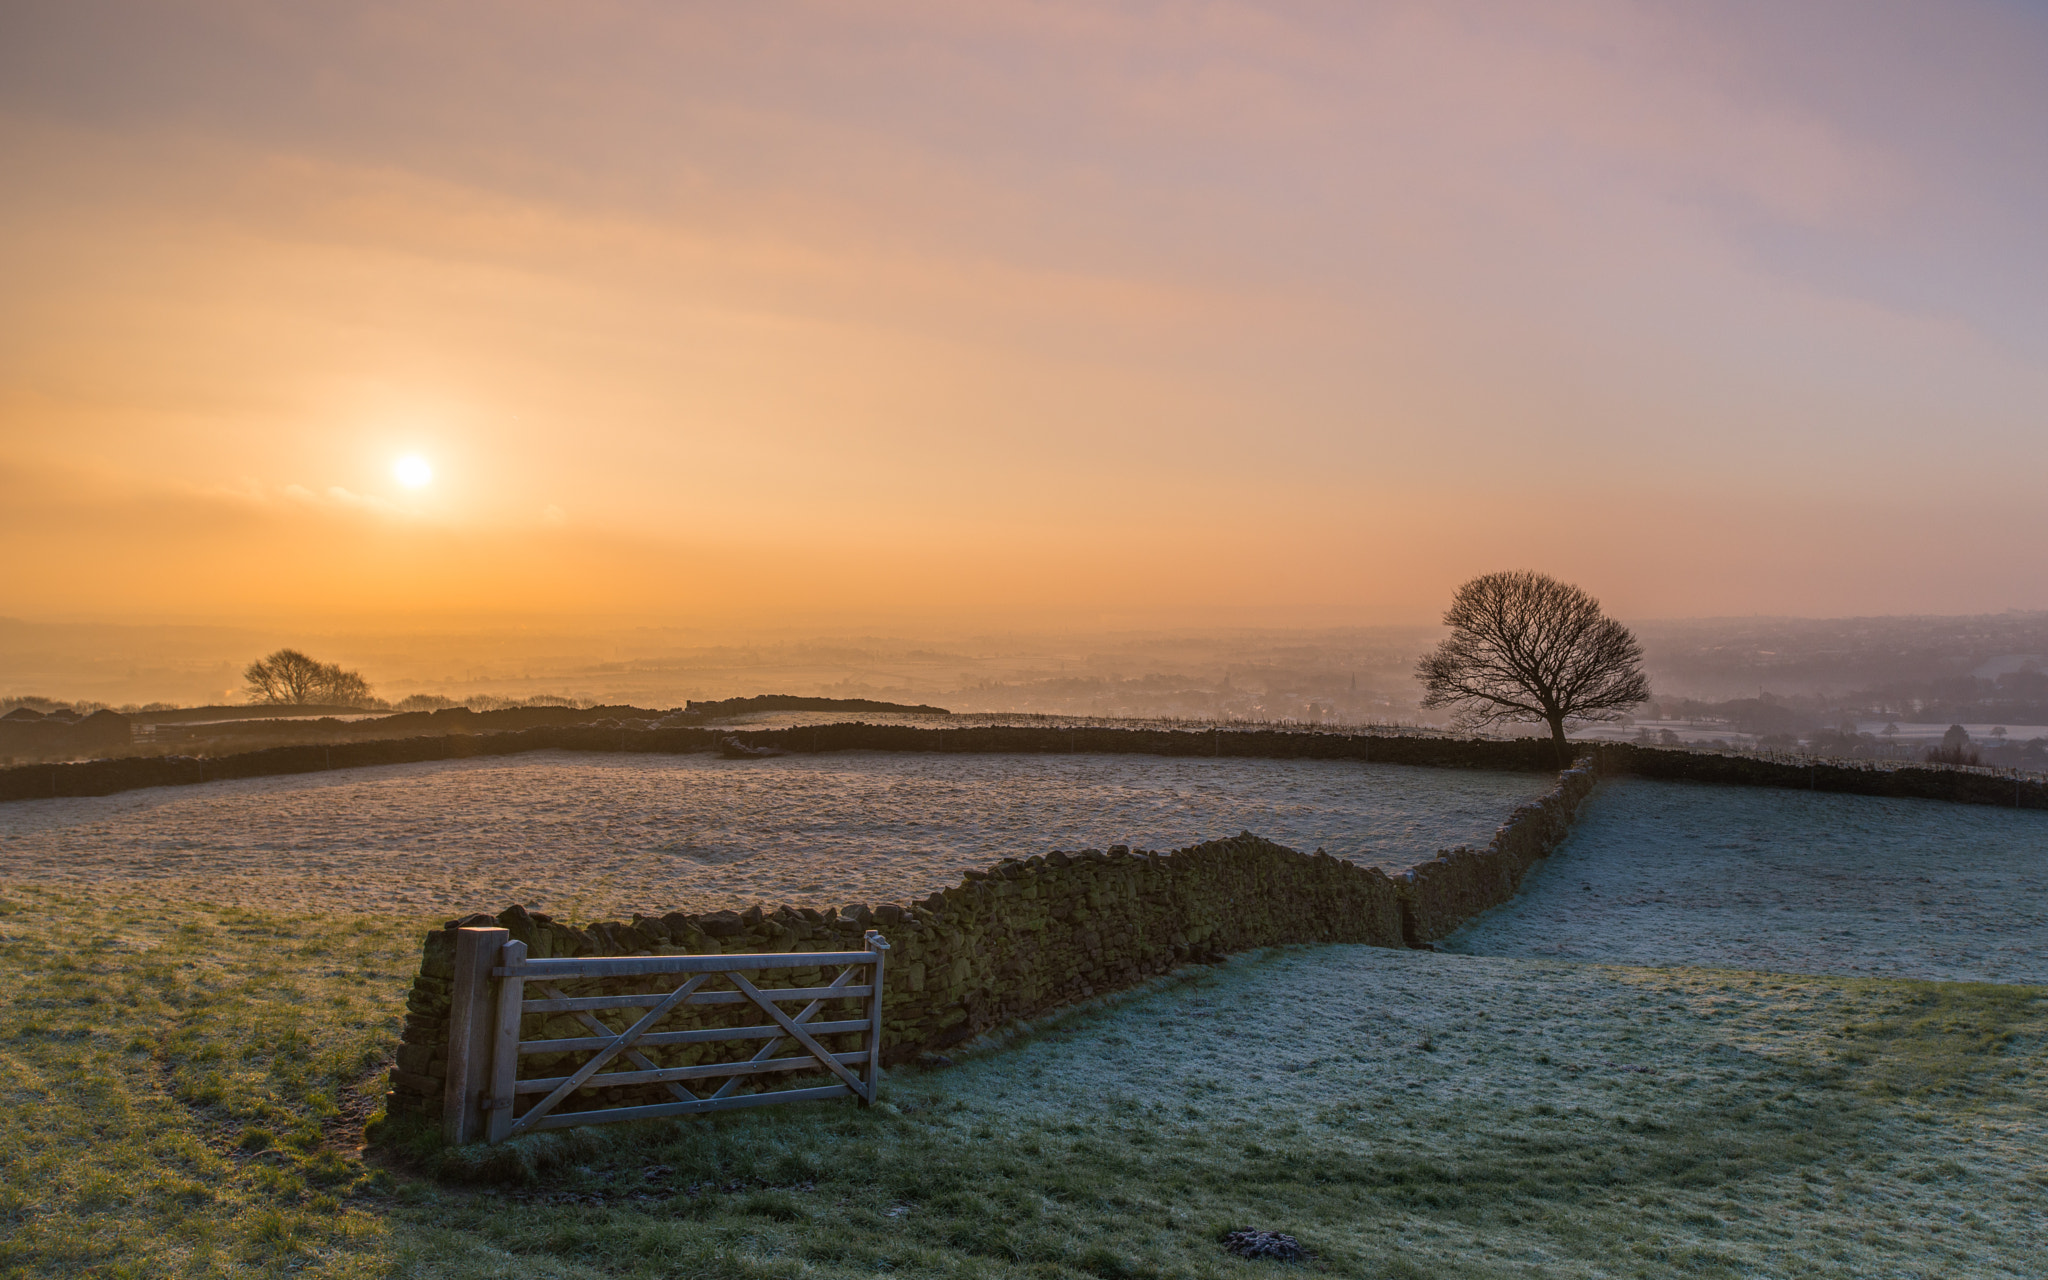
[3,1,2046,629]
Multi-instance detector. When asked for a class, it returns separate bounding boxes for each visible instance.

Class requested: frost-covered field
[0,750,1544,916]
[14,886,2042,1280]
[1445,779,2048,984]
[13,760,2048,1278]
[890,945,2048,1278]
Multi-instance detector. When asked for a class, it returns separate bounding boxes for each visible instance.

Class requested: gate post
[486,938,529,1144]
[442,926,509,1145]
[862,930,890,1104]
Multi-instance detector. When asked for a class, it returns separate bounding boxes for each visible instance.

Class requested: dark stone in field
[1221,1230,1309,1262]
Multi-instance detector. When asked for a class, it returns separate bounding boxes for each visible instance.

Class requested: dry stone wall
[1590,742,2048,807]
[8,720,2042,809]
[1394,758,1599,944]
[2,722,1566,802]
[385,833,1407,1130]
[381,759,1604,1139]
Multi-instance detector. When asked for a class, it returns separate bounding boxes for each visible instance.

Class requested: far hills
[0,696,950,766]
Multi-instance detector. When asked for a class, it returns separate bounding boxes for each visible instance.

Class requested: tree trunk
[1547,715,1570,769]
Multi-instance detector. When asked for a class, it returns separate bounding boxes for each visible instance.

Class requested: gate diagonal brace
[726,970,872,1099]
[508,973,710,1138]
[709,964,864,1100]
[540,982,700,1106]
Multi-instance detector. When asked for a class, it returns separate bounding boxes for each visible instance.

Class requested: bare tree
[1417,571,1648,766]
[321,666,373,707]
[243,649,375,706]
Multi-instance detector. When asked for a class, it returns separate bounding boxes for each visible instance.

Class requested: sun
[394,454,434,488]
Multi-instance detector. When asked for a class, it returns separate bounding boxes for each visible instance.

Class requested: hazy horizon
[6,608,2046,715]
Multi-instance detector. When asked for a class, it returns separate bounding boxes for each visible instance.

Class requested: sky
[3,0,2046,630]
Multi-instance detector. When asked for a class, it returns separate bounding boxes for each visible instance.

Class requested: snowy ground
[0,749,1544,917]
[1443,778,2048,984]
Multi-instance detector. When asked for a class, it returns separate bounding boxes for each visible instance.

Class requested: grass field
[1447,779,2048,984]
[5,884,2044,1278]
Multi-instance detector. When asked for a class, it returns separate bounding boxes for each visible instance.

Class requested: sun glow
[394,455,434,489]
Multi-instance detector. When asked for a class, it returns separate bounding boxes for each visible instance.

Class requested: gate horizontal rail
[500,951,880,977]
[518,983,873,1014]
[513,1050,871,1092]
[521,1018,871,1055]
[442,926,889,1145]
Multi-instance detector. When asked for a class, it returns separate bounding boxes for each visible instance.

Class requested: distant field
[1446,778,2048,984]
[0,750,1546,917]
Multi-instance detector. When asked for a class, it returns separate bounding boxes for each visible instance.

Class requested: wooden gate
[440,926,890,1144]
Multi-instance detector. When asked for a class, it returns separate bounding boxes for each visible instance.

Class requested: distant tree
[1924,723,1980,767]
[322,666,373,706]
[393,694,458,712]
[1417,571,1650,767]
[243,649,374,707]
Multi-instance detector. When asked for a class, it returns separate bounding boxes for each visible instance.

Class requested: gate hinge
[479,1094,512,1111]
